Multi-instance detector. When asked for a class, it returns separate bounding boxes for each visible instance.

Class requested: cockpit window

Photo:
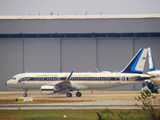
[11,77,16,80]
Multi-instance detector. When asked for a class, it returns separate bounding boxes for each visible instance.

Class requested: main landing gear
[66,93,72,97]
[23,89,28,97]
[66,91,82,97]
[76,91,82,97]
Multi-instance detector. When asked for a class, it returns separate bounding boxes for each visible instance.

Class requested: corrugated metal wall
[1,37,160,90]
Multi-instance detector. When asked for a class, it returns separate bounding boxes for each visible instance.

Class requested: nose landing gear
[23,89,28,97]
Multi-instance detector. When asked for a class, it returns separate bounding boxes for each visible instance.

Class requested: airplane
[146,47,160,86]
[5,48,150,97]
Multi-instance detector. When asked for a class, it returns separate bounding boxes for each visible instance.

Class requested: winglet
[148,47,155,71]
[67,71,73,80]
[121,48,147,74]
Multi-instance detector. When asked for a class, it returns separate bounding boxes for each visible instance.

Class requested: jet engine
[40,85,60,95]
[141,80,159,93]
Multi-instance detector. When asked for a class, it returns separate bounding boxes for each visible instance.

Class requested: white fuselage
[6,72,150,90]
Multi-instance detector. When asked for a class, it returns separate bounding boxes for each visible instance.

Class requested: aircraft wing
[54,71,76,91]
[55,79,76,90]
[129,75,150,81]
[150,74,159,78]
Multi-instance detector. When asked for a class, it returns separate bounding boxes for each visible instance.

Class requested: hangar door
[61,38,134,73]
[24,38,60,72]
[0,38,23,90]
[97,38,133,72]
[61,38,96,72]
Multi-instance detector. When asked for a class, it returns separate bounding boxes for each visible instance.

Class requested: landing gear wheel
[66,93,72,97]
[23,89,28,97]
[76,92,82,97]
[23,94,27,97]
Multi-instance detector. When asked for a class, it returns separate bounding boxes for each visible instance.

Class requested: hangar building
[0,14,160,90]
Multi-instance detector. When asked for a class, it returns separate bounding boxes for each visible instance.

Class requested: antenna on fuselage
[114,69,118,73]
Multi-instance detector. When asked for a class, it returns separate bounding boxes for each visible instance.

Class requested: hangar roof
[0,14,160,35]
[0,14,160,20]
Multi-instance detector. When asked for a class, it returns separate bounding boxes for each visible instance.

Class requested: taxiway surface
[0,91,159,109]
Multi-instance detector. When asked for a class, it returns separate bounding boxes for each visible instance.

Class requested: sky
[0,0,160,15]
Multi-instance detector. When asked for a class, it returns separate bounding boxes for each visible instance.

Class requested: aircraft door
[115,74,121,83]
[116,74,120,81]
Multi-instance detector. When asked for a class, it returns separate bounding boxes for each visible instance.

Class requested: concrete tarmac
[0,91,159,110]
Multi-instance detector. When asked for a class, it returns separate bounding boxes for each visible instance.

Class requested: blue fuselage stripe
[18,77,147,81]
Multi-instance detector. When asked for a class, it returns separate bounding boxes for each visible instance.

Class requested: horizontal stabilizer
[150,74,159,78]
[129,76,141,81]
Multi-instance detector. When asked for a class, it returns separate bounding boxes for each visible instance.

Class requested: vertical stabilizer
[121,48,147,74]
[148,47,155,71]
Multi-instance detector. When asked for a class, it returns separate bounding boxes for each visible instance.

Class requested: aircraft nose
[5,81,7,86]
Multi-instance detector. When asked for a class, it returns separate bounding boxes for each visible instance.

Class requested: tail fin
[121,48,147,74]
[148,47,155,71]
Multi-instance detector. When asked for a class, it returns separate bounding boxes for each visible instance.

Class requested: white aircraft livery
[147,47,160,85]
[5,48,150,97]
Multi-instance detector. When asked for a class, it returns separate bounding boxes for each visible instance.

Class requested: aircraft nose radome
[5,82,7,86]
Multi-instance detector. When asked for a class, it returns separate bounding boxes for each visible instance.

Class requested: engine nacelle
[41,85,60,95]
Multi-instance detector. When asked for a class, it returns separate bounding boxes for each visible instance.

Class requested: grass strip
[0,109,152,120]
